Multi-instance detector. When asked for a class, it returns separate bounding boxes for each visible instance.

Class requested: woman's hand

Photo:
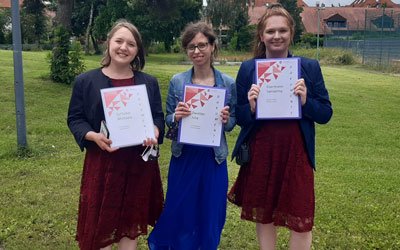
[174,101,191,122]
[85,131,119,153]
[220,106,230,124]
[143,125,159,146]
[248,84,260,114]
[294,78,307,106]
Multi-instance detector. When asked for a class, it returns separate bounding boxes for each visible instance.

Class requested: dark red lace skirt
[76,144,164,250]
[228,120,315,232]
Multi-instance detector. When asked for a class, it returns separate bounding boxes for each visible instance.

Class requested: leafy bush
[228,25,256,51]
[49,26,85,84]
[148,42,167,54]
[299,33,319,48]
[69,41,86,78]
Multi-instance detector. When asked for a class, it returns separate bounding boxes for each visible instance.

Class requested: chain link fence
[323,8,400,67]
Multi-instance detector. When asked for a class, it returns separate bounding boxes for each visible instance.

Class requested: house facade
[249,0,400,37]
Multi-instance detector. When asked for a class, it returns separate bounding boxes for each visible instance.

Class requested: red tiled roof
[249,5,400,35]
[0,0,23,8]
[301,7,400,34]
[349,0,400,8]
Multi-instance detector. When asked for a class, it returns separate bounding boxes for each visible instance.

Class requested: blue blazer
[67,68,165,151]
[232,56,333,169]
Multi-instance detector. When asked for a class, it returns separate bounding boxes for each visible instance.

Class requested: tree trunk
[55,0,74,30]
[91,33,100,55]
[85,2,94,54]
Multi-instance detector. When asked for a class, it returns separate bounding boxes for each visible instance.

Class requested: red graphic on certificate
[184,87,214,110]
[257,60,286,87]
[103,88,134,116]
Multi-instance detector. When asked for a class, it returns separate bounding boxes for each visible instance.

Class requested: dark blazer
[232,56,333,169]
[67,68,165,151]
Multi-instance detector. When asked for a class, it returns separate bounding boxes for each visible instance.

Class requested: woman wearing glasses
[228,4,332,250]
[148,21,236,250]
[67,20,164,250]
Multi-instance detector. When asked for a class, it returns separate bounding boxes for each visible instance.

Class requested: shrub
[49,26,85,84]
[299,33,319,48]
[69,41,86,78]
[228,25,256,51]
[50,26,70,84]
[148,42,167,54]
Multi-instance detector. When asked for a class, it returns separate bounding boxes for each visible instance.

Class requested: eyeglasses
[266,3,282,9]
[186,42,209,52]
[141,145,159,162]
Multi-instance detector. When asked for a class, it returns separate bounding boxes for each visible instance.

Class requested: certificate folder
[100,85,155,148]
[178,84,226,147]
[255,57,302,119]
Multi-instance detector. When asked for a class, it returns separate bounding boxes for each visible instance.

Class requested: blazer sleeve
[301,60,333,124]
[224,77,237,132]
[235,61,256,127]
[67,76,93,151]
[148,76,165,145]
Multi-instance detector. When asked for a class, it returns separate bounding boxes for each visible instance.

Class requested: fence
[323,8,400,67]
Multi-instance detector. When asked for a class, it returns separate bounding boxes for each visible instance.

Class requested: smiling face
[260,15,292,58]
[186,32,214,67]
[108,27,138,67]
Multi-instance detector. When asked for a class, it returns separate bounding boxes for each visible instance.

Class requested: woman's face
[186,32,214,67]
[260,15,292,58]
[108,27,138,67]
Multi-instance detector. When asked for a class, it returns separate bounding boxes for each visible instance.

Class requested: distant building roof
[349,0,400,8]
[301,7,400,34]
[0,0,23,8]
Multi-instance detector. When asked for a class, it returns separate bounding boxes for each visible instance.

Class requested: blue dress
[148,144,228,250]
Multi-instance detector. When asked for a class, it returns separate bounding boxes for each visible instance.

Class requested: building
[301,6,400,37]
[0,0,23,8]
[248,0,400,37]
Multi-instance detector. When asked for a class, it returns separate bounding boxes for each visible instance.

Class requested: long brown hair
[101,19,145,71]
[253,3,295,58]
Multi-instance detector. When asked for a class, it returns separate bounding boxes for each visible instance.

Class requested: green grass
[0,50,399,249]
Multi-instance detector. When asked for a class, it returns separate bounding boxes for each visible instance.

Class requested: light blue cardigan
[165,67,237,164]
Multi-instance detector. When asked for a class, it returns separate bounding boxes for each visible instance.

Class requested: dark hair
[101,19,145,71]
[181,21,218,64]
[253,3,295,58]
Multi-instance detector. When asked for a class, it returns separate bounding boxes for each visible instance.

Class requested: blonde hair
[253,3,295,58]
[101,19,145,70]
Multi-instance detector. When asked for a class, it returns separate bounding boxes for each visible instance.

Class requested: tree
[124,0,201,52]
[21,0,47,44]
[55,0,74,30]
[205,0,249,47]
[92,0,129,41]
[0,9,11,44]
[278,0,303,43]
[71,0,106,54]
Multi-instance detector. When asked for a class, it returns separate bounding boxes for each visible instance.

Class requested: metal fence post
[11,0,28,149]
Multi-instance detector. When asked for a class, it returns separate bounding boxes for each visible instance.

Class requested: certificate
[100,85,155,148]
[178,84,226,147]
[255,57,301,119]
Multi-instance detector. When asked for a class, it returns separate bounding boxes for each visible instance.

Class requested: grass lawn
[0,50,399,249]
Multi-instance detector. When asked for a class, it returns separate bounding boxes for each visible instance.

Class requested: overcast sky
[202,0,400,7]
